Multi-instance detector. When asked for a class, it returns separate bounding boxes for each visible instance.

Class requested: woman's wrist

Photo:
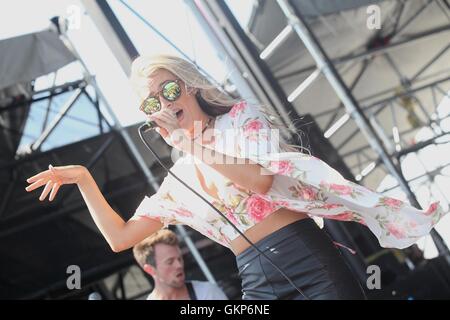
[76,166,91,187]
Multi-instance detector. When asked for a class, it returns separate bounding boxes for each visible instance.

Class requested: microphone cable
[138,122,310,300]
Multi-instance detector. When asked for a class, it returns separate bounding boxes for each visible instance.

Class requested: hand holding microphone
[147,108,186,148]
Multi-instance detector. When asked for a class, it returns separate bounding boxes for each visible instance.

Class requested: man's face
[153,243,185,288]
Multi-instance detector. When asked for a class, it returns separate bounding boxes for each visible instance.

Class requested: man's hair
[133,229,180,268]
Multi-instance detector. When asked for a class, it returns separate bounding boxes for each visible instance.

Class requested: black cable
[138,123,310,300]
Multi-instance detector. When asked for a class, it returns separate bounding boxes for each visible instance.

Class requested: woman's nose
[160,100,172,110]
[161,103,176,115]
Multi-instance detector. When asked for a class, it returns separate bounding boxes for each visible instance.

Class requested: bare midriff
[230,207,309,255]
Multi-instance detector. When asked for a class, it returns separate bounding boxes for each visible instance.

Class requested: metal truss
[192,0,450,262]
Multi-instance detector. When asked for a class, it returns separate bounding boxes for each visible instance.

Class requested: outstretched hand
[25,165,87,201]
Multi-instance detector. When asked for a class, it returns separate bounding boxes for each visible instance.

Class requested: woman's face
[145,69,207,134]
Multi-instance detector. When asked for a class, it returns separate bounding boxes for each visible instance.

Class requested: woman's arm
[149,105,274,194]
[26,165,162,252]
[77,170,163,252]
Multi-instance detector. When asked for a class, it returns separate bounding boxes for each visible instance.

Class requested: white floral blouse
[134,100,446,249]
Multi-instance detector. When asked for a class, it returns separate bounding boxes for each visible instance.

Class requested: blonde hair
[130,54,307,153]
[131,54,239,116]
[133,229,179,268]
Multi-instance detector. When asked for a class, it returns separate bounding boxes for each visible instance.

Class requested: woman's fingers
[160,115,177,125]
[149,114,169,128]
[154,108,175,117]
[39,180,53,201]
[49,182,61,201]
[159,110,177,123]
[26,170,50,183]
[155,127,169,138]
[25,165,62,201]
[150,110,177,124]
[25,178,47,192]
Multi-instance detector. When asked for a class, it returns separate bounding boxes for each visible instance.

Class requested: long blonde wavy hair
[130,54,307,153]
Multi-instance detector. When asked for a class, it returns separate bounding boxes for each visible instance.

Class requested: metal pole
[30,88,84,151]
[184,0,258,104]
[57,25,217,283]
[278,23,450,80]
[276,0,449,256]
[315,75,450,119]
[196,0,314,146]
[199,0,370,278]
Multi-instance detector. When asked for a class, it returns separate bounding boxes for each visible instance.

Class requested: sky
[0,0,449,258]
[0,0,254,127]
[0,0,254,147]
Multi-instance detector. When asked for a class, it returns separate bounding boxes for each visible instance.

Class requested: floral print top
[134,101,447,249]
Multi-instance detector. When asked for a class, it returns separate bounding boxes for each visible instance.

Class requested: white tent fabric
[0,29,76,164]
[0,30,76,91]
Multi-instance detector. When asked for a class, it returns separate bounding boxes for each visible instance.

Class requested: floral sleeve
[229,101,282,162]
[133,173,184,228]
[133,192,181,228]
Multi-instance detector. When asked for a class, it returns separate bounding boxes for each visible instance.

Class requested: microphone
[141,120,158,132]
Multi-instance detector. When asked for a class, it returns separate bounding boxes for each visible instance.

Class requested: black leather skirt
[236,218,366,300]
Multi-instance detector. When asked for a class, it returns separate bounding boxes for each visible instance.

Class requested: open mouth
[175,110,184,119]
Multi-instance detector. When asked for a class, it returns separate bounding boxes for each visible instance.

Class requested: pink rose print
[386,223,406,239]
[174,208,193,218]
[270,160,294,175]
[383,197,404,210]
[246,194,276,223]
[225,208,238,225]
[274,200,290,207]
[329,184,353,196]
[230,101,246,118]
[330,211,354,221]
[219,230,232,244]
[321,203,344,210]
[288,184,318,201]
[299,187,317,201]
[244,119,263,135]
[425,202,439,216]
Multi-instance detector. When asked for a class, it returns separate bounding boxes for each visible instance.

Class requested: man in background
[133,229,228,300]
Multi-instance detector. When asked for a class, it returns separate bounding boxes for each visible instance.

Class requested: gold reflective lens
[140,80,181,115]
[162,81,181,101]
[141,97,161,115]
